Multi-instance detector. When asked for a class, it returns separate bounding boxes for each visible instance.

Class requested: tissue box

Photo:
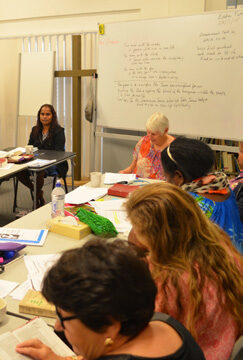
[47,216,91,240]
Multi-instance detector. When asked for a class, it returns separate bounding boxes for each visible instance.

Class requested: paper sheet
[28,159,56,167]
[98,210,132,233]
[65,185,108,205]
[10,279,32,300]
[0,163,14,170]
[24,254,60,291]
[104,172,136,184]
[0,279,19,298]
[0,228,48,246]
[89,199,126,211]
[89,199,131,232]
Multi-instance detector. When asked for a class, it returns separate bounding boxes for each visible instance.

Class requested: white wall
[0,0,226,166]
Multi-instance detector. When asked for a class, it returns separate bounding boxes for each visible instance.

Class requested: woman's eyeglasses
[55,307,77,329]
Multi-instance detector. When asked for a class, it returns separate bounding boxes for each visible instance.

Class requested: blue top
[190,190,243,253]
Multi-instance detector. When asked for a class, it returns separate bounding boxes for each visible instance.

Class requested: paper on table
[104,172,136,184]
[0,151,8,158]
[65,185,108,205]
[89,199,126,211]
[0,228,48,246]
[10,278,32,300]
[97,210,132,233]
[24,254,60,291]
[0,279,19,298]
[28,159,56,167]
[0,163,14,170]
[88,199,131,232]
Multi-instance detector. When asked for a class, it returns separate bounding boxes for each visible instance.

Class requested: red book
[107,184,139,198]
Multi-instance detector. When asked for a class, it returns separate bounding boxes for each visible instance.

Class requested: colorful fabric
[182,172,229,195]
[190,190,243,253]
[230,172,243,222]
[153,266,239,360]
[133,135,172,179]
[230,170,243,190]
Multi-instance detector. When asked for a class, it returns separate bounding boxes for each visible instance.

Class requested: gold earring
[104,337,114,346]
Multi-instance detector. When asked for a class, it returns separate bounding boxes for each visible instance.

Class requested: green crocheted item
[76,208,118,237]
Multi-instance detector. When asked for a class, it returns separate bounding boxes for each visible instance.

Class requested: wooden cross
[55,35,96,181]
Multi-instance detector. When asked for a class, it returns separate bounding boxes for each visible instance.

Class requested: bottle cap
[56,180,61,187]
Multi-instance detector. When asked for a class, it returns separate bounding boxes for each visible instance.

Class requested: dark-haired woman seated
[161,136,243,253]
[17,104,68,207]
[16,239,205,360]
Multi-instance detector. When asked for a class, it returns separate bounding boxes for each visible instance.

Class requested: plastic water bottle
[51,180,65,218]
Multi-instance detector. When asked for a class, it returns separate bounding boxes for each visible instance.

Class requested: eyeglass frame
[56,307,78,329]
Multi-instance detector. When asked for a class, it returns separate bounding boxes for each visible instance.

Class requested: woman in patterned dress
[119,112,174,180]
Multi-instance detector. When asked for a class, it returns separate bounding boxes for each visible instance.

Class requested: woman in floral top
[119,112,174,179]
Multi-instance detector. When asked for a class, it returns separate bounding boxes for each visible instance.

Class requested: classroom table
[0,203,94,332]
[0,163,28,181]
[0,176,158,334]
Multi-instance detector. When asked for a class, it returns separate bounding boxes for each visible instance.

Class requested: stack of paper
[24,254,60,291]
[65,185,108,205]
[28,159,56,167]
[104,172,136,184]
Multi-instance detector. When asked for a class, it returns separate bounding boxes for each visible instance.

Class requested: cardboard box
[47,216,91,240]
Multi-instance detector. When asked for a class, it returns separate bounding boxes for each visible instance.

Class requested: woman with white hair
[119,112,174,179]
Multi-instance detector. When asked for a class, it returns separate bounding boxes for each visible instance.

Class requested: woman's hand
[119,159,137,174]
[118,170,127,174]
[16,338,64,360]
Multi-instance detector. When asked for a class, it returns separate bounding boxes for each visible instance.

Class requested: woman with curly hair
[125,182,243,360]
[17,104,68,207]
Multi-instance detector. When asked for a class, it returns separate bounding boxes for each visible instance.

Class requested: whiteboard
[18,52,55,116]
[97,10,243,140]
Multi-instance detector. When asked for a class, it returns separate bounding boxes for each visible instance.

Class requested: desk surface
[0,163,28,180]
[0,177,156,334]
[28,150,76,172]
[1,203,93,332]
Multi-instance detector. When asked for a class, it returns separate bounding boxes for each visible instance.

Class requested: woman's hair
[32,104,59,138]
[161,136,215,181]
[125,182,243,338]
[42,238,157,338]
[146,112,169,134]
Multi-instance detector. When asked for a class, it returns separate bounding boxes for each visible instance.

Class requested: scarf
[181,171,229,195]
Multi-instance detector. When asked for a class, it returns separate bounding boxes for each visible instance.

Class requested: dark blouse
[28,125,68,178]
[99,313,205,360]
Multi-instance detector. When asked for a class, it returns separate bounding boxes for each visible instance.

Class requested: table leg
[33,172,37,210]
[71,159,74,190]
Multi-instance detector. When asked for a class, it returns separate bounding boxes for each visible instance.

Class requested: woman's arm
[53,127,66,151]
[119,158,137,174]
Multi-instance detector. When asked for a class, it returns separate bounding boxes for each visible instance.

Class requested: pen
[5,254,25,266]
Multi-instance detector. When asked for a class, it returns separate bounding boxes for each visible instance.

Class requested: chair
[13,174,68,212]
